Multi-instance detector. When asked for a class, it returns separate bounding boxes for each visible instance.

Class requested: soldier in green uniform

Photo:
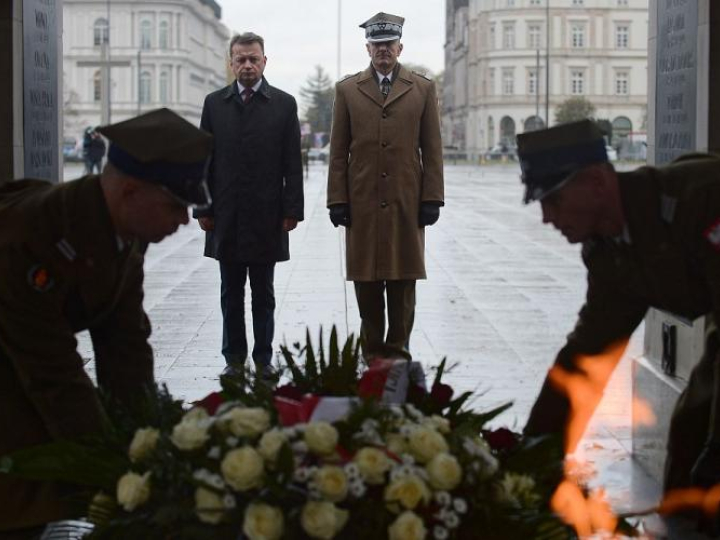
[519,120,720,494]
[0,108,212,538]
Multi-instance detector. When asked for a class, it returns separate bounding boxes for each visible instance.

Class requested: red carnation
[429,382,454,408]
[274,384,304,401]
[482,428,520,452]
[194,391,225,415]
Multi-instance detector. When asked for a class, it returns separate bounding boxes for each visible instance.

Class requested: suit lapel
[356,67,384,108]
[384,65,414,108]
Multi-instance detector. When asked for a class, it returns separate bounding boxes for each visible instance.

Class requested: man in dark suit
[0,108,212,537]
[195,32,304,377]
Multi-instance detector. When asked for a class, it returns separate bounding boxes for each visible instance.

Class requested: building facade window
[93,18,109,46]
[617,0,629,5]
[615,24,630,48]
[488,116,495,147]
[160,71,170,103]
[140,20,153,50]
[528,24,542,49]
[503,23,515,50]
[93,70,101,101]
[140,71,152,103]
[529,0,542,5]
[570,69,585,95]
[571,23,586,48]
[159,21,169,50]
[488,68,495,95]
[489,23,496,50]
[615,71,629,95]
[502,68,514,95]
[528,68,538,95]
[507,0,515,6]
[572,0,584,5]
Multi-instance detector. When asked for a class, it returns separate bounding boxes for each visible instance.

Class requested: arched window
[159,71,170,103]
[500,116,516,145]
[93,18,109,46]
[159,21,169,50]
[93,70,102,101]
[140,71,152,104]
[140,20,152,50]
[612,116,633,141]
[487,117,495,148]
[524,116,545,132]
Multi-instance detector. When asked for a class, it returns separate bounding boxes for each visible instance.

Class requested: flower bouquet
[0,328,636,539]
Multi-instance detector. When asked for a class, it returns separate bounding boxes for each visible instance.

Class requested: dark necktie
[381,77,391,100]
[241,88,254,103]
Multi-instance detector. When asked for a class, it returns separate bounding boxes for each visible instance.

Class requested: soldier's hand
[198,217,214,231]
[419,202,441,227]
[691,441,720,487]
[283,218,298,232]
[329,204,351,227]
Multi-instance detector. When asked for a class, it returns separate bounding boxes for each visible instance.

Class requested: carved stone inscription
[655,0,697,165]
[23,0,59,181]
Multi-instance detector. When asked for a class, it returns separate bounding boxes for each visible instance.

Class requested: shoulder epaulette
[340,72,361,83]
[413,71,432,81]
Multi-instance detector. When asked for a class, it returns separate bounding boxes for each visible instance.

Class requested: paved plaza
[68,161,665,521]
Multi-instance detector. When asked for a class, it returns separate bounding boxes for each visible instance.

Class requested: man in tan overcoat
[327,12,444,358]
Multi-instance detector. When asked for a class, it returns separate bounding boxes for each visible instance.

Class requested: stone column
[0,0,62,184]
[633,0,720,483]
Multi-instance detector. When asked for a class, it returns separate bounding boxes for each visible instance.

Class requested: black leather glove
[329,204,351,227]
[691,441,720,487]
[419,202,441,226]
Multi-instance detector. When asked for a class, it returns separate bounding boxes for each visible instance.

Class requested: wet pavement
[68,161,668,525]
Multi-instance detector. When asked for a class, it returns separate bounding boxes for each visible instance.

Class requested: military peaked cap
[517,119,608,204]
[359,12,404,43]
[97,108,213,209]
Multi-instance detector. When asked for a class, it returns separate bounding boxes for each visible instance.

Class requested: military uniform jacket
[0,176,154,530]
[525,154,720,436]
[196,78,304,263]
[327,64,444,281]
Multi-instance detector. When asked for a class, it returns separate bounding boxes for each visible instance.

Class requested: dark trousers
[664,328,720,490]
[354,280,416,358]
[219,261,276,368]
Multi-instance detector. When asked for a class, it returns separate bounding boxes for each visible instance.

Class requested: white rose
[184,407,210,422]
[386,433,408,455]
[170,417,210,451]
[221,447,264,491]
[388,511,427,540]
[304,422,339,455]
[354,447,392,485]
[422,415,451,434]
[384,475,431,511]
[258,429,287,464]
[116,471,151,512]
[494,473,541,508]
[426,453,462,491]
[128,427,160,462]
[408,427,448,464]
[219,407,271,438]
[315,466,348,502]
[301,501,349,539]
[242,502,284,540]
[194,487,225,524]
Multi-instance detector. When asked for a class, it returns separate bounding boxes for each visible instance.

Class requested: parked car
[308,144,330,163]
[63,137,83,162]
[484,144,517,162]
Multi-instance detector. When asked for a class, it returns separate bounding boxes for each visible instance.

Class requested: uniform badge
[27,264,54,292]
[704,218,720,251]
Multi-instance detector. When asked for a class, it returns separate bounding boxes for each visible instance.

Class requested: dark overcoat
[0,176,154,531]
[327,64,444,281]
[196,78,304,263]
[524,155,720,481]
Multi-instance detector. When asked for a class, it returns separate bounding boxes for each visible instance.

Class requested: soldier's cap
[359,12,404,43]
[97,108,213,209]
[517,119,608,204]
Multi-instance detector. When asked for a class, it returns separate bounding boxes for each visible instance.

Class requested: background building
[63,0,229,142]
[444,0,648,160]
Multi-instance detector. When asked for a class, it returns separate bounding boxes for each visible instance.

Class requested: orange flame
[550,479,618,536]
[547,338,629,454]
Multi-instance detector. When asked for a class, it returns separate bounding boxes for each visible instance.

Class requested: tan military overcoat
[327,64,444,281]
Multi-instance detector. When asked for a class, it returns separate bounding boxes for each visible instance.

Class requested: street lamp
[545,0,550,127]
